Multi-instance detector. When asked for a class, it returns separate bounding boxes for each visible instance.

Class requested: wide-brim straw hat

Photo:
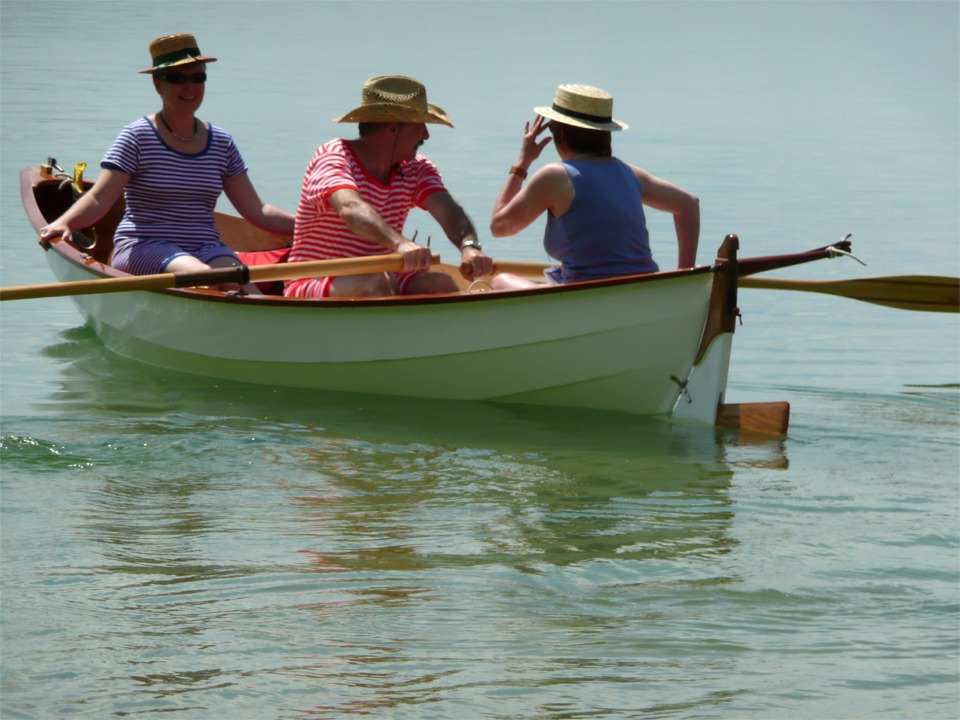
[535,84,628,132]
[139,33,217,74]
[334,75,453,128]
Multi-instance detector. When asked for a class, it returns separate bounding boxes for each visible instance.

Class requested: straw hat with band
[334,75,453,128]
[535,84,628,132]
[140,33,217,74]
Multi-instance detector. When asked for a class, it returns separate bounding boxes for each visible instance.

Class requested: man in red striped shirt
[286,75,491,298]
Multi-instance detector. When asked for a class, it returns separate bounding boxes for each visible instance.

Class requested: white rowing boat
[17,161,874,435]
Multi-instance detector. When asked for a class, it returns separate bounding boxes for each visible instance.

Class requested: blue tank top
[543,158,658,283]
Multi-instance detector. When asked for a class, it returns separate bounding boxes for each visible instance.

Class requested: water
[1,2,958,718]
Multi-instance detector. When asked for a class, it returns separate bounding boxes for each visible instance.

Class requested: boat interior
[32,174,297,264]
[27,166,485,293]
[31,174,122,266]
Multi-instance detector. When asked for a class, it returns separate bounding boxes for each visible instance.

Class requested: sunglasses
[160,71,207,85]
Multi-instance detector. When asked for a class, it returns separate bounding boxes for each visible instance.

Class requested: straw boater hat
[334,75,454,128]
[535,84,628,132]
[139,33,217,74]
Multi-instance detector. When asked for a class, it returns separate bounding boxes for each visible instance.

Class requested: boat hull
[44,248,714,415]
[22,164,760,425]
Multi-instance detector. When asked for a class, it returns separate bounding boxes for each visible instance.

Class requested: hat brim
[139,55,217,74]
[534,105,628,132]
[334,102,453,128]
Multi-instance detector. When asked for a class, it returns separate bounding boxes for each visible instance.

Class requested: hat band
[151,47,201,68]
[552,103,612,124]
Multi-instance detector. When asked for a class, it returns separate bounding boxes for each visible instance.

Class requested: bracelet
[509,165,528,180]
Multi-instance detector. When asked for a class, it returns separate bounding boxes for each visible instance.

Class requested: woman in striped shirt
[39,34,293,285]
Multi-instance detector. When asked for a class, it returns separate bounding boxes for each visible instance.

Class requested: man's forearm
[340,198,407,251]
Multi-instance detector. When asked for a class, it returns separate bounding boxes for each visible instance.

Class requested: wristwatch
[461,239,482,252]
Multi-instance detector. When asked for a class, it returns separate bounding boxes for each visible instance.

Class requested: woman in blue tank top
[490,84,700,289]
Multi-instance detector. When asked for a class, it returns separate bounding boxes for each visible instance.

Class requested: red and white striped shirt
[288,138,445,267]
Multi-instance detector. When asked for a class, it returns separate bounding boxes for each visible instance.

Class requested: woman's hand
[516,115,552,171]
[38,222,70,249]
[35,168,129,250]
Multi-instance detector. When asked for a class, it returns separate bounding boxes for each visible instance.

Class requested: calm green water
[2,2,958,718]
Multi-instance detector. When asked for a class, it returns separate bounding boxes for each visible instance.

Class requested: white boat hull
[46,249,715,416]
[24,164,802,430]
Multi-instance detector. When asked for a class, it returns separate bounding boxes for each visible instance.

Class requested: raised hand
[517,115,553,169]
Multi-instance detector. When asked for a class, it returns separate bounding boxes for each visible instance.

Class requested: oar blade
[739,275,959,313]
[854,275,960,313]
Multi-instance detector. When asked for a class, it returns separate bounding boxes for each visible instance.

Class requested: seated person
[489,83,700,289]
[39,33,294,295]
[285,74,493,299]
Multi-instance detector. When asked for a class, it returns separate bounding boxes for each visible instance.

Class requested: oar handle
[0,252,441,301]
[247,253,440,283]
[0,266,245,301]
[491,260,553,277]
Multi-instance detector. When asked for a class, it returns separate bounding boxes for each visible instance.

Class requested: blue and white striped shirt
[103,116,247,271]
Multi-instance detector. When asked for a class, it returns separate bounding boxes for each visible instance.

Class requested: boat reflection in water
[38,324,789,578]
[5,326,793,713]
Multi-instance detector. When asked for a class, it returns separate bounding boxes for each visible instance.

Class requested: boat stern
[670,234,790,436]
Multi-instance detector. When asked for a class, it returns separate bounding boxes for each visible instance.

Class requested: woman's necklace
[158,112,199,143]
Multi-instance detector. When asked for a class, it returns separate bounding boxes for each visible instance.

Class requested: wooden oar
[490,260,557,277]
[739,275,959,313]
[490,261,959,314]
[494,242,867,280]
[0,253,433,301]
